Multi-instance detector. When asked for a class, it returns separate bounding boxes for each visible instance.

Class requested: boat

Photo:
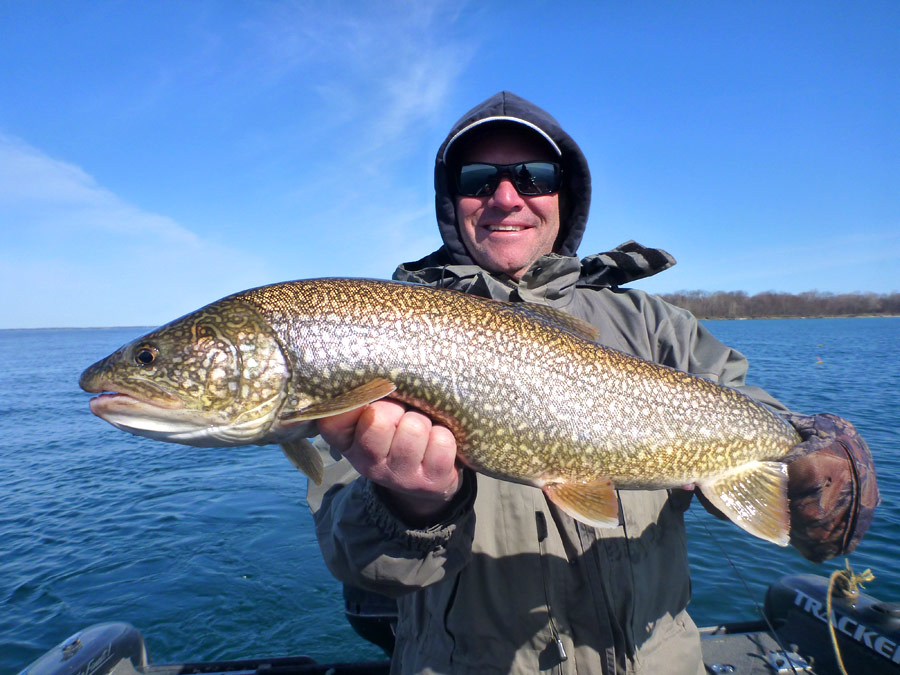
[17,573,900,675]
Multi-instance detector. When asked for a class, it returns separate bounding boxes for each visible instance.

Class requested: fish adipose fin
[280,438,325,485]
[278,378,398,422]
[543,478,619,527]
[699,461,790,546]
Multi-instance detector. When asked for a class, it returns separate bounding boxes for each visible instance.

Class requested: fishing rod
[690,509,806,675]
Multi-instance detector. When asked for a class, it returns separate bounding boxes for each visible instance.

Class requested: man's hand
[317,399,463,526]
[783,413,880,563]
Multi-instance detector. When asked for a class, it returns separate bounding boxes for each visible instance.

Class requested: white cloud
[0,134,271,328]
[0,133,200,246]
[224,1,477,279]
[242,1,473,158]
[0,3,486,327]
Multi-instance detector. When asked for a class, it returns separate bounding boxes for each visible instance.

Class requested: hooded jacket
[308,92,787,674]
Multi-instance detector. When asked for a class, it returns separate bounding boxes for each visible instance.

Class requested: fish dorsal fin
[278,378,397,423]
[698,461,790,546]
[280,438,325,485]
[543,478,619,527]
[511,303,599,342]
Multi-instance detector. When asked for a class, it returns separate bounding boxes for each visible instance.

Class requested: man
[307,92,879,674]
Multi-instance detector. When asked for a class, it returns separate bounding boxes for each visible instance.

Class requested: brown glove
[782,413,881,563]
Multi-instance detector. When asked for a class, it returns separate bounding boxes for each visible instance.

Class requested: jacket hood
[434,91,591,265]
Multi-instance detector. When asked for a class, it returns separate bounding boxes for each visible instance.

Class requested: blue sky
[1,1,897,328]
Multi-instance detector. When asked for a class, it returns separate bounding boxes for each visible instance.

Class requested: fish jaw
[86,387,290,447]
[81,366,253,445]
[87,392,228,445]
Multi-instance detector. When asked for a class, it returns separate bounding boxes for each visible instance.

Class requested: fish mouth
[86,390,220,442]
[88,391,181,417]
[87,389,186,432]
[82,378,185,413]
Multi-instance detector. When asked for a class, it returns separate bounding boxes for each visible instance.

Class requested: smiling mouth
[486,224,530,232]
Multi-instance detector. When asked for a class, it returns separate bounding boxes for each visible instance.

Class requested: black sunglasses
[454,161,562,197]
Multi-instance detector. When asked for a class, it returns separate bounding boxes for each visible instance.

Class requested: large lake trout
[80,278,800,545]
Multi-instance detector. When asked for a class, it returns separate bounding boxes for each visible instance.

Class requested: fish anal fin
[543,478,619,527]
[278,378,397,423]
[280,438,324,485]
[698,461,789,546]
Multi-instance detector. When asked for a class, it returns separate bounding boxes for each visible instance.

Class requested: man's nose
[487,177,524,210]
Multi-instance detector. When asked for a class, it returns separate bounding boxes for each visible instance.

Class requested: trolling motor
[765,572,900,674]
[17,623,148,675]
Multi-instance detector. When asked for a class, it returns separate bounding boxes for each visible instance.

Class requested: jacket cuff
[362,469,477,553]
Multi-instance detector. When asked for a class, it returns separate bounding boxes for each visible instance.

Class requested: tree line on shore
[659,290,900,320]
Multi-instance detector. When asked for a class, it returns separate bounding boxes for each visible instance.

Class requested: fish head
[79,298,289,446]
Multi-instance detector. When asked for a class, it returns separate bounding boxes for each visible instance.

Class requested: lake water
[1,317,898,673]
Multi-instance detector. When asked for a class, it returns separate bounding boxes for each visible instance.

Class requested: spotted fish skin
[80,278,800,545]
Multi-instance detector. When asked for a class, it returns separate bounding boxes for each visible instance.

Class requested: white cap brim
[442,116,562,164]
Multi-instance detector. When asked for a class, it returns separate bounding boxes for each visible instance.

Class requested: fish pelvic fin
[543,478,619,528]
[699,461,790,546]
[278,378,398,422]
[280,438,325,485]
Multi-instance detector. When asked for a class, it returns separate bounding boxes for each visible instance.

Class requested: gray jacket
[308,92,786,674]
[308,252,787,675]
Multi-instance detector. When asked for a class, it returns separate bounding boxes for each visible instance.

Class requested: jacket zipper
[536,510,568,670]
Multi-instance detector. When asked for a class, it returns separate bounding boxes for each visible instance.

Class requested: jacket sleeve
[306,443,477,598]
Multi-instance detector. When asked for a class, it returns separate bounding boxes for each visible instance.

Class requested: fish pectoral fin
[543,478,619,527]
[280,438,325,485]
[278,378,398,423]
[698,461,789,546]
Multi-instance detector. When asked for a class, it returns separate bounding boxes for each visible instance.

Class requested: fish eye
[134,345,158,366]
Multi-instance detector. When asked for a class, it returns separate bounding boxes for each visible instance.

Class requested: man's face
[455,129,561,280]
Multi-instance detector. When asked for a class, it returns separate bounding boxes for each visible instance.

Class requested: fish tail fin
[699,461,789,546]
[543,478,620,527]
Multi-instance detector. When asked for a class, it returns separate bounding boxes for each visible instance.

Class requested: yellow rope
[826,559,875,675]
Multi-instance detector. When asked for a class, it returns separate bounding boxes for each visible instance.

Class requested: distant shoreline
[699,314,900,321]
[2,317,898,331]
[0,325,155,332]
[4,290,900,331]
[661,290,900,322]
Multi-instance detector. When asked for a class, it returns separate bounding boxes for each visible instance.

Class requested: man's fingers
[318,398,460,499]
[421,425,459,483]
[383,410,432,476]
[347,400,406,465]
[315,406,369,452]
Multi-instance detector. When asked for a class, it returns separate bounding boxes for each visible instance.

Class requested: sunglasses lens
[513,162,560,195]
[457,164,501,197]
[456,162,561,197]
